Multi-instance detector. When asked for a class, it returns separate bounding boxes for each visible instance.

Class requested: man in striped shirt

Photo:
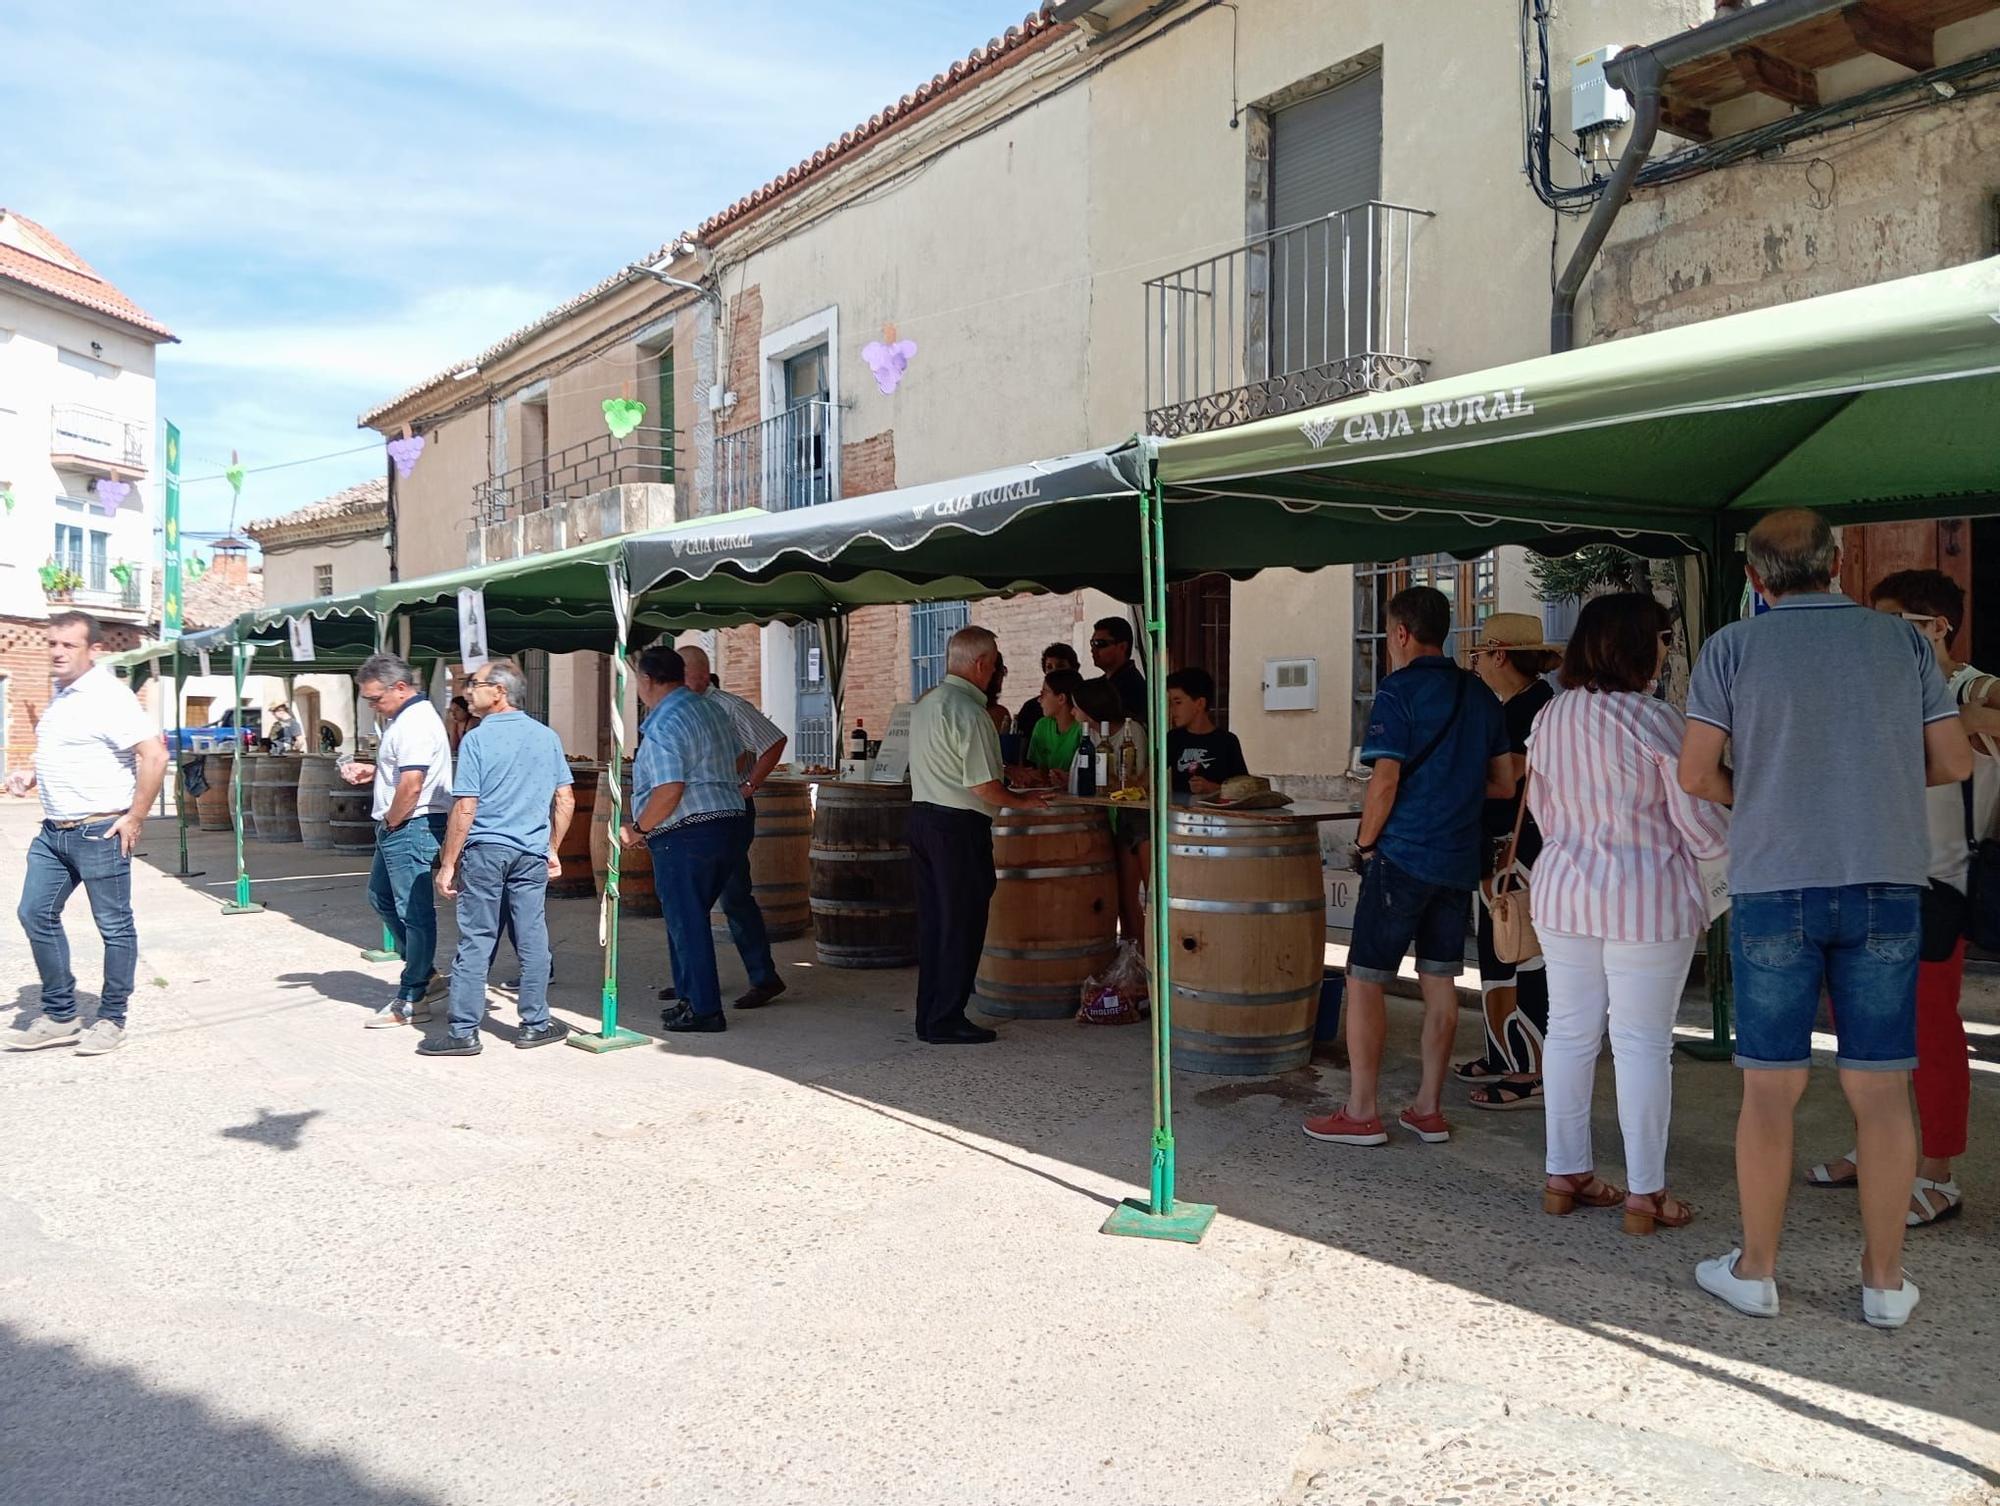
[681,645,790,1010]
[6,611,168,1055]
[620,645,747,1032]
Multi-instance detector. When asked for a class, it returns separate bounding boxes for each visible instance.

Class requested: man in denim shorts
[1304,586,1509,1149]
[1682,508,1971,1329]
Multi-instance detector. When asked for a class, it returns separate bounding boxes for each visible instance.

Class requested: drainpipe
[1549,0,1859,352]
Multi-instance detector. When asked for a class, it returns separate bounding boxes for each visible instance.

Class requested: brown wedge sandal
[1542,1173,1625,1216]
[1622,1190,1695,1236]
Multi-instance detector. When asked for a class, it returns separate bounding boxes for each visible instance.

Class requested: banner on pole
[198,649,211,679]
[288,615,316,662]
[457,588,489,671]
[162,422,184,639]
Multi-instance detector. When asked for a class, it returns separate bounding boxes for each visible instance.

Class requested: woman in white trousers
[1525,594,1731,1234]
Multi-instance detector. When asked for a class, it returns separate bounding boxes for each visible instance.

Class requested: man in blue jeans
[619,644,746,1034]
[7,610,168,1056]
[1304,586,1510,1149]
[421,658,575,1057]
[1682,508,1971,1329]
[343,653,454,1027]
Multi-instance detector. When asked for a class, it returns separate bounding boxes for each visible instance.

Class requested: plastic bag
[1077,939,1147,1026]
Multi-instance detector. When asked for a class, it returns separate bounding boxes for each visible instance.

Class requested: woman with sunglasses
[1802,570,2000,1228]
[1528,594,1730,1235]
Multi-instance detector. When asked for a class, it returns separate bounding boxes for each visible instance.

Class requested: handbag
[1961,775,2000,952]
[1483,767,1541,965]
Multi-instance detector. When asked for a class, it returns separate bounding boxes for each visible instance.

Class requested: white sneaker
[365,997,431,1029]
[4,1015,82,1051]
[74,1019,127,1056]
[1862,1277,1920,1329]
[1696,1248,1780,1318]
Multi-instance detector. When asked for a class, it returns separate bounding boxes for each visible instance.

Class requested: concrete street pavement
[1,805,1995,1506]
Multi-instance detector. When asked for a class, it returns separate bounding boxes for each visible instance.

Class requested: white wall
[0,290,159,623]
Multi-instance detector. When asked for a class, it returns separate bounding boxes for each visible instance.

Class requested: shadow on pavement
[218,1107,325,1152]
[0,1321,442,1506]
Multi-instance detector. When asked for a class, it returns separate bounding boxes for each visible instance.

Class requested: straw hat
[1473,612,1562,655]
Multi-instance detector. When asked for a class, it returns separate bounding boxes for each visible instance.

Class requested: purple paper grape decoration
[386,433,425,477]
[862,332,918,395]
[95,478,131,514]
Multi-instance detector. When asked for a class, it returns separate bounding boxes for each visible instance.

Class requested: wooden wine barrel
[249,753,303,843]
[714,780,812,942]
[296,754,339,849]
[548,763,598,898]
[196,750,235,831]
[328,787,375,854]
[1164,810,1325,1075]
[589,765,659,915]
[809,782,915,968]
[974,808,1118,1019]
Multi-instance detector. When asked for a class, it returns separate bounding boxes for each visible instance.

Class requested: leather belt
[47,812,123,829]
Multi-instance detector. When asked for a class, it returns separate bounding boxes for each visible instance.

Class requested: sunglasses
[1088,638,1117,650]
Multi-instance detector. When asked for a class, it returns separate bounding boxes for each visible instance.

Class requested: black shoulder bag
[1397,666,1470,783]
[1962,775,2000,952]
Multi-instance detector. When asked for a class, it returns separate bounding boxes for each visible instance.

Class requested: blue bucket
[1314,972,1345,1044]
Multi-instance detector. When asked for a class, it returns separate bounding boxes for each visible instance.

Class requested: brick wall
[840,430,896,501]
[840,606,906,744]
[717,624,763,709]
[971,594,1090,712]
[721,285,763,437]
[0,616,144,774]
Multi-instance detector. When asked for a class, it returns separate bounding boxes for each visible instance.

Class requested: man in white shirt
[680,645,789,1010]
[341,653,454,1027]
[5,611,168,1055]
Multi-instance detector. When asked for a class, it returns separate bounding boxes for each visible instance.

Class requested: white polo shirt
[372,696,454,822]
[34,663,159,821]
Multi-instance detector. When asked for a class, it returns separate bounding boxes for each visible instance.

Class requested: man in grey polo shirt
[423,658,575,1057]
[1680,508,1971,1330]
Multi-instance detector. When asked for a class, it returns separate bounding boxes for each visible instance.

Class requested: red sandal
[1542,1173,1624,1216]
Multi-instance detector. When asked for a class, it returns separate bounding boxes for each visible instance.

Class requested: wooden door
[1167,573,1232,727]
[1839,520,1972,640]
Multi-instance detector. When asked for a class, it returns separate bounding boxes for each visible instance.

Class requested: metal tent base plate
[566,1027,651,1054]
[360,947,401,963]
[220,902,265,916]
[1100,1198,1217,1244]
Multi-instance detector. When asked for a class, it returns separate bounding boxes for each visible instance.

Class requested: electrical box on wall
[1262,657,1318,713]
[1571,45,1630,136]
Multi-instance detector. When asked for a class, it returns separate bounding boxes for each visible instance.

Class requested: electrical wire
[178,441,383,485]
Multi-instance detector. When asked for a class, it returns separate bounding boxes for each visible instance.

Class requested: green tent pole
[220,643,263,915]
[1679,519,1738,1061]
[360,612,401,962]
[172,646,201,878]
[1103,476,1215,1243]
[571,558,648,1053]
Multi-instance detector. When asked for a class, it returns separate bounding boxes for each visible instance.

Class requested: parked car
[165,708,262,757]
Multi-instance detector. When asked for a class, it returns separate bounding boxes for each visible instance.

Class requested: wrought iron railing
[473,426,680,526]
[50,404,149,471]
[713,399,836,513]
[1143,200,1434,437]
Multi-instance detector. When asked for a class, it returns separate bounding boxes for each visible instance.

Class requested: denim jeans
[447,844,553,1037]
[367,813,447,1000]
[649,815,746,1019]
[16,818,136,1024]
[1732,884,1921,1071]
[714,796,778,990]
[1346,853,1471,983]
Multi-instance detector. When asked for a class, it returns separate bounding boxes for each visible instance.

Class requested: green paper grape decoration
[602,397,646,439]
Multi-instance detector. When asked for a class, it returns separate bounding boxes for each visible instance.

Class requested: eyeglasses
[1088,638,1116,650]
[1900,612,1942,626]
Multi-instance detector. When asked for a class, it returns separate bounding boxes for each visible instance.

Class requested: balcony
[713,399,836,513]
[50,404,149,477]
[1142,201,1433,438]
[467,427,680,567]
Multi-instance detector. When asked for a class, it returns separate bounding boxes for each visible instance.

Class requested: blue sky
[5,0,1036,548]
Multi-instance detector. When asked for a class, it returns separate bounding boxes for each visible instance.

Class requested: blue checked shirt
[633,687,746,832]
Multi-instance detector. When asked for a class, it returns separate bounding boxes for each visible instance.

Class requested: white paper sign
[288,615,315,662]
[868,701,915,783]
[198,650,211,679]
[807,645,822,681]
[1698,856,1732,922]
[457,587,489,671]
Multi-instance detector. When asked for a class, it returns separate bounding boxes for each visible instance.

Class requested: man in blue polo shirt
[1305,585,1510,1150]
[422,658,575,1057]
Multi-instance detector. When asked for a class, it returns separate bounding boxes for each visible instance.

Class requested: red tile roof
[359,4,1062,429]
[0,210,176,342]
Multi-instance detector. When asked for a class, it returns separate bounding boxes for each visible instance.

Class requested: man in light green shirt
[906,625,1047,1044]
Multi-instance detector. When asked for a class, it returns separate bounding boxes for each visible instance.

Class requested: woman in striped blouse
[1528,594,1731,1235]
